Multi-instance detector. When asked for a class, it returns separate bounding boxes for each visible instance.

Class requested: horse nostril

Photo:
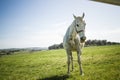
[80,36,86,41]
[80,37,83,40]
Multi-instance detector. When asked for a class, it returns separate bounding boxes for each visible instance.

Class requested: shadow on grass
[37,75,69,80]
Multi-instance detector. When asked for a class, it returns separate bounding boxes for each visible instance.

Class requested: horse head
[73,13,86,43]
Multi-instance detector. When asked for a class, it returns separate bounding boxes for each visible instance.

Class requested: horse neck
[68,20,77,38]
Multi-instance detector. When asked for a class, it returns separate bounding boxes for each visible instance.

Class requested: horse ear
[73,14,76,19]
[82,13,85,19]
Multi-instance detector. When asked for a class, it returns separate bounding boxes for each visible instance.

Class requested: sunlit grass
[0,45,120,80]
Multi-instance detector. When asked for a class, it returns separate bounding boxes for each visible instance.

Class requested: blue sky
[0,0,120,49]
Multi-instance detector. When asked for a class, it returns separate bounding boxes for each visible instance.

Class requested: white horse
[63,13,86,75]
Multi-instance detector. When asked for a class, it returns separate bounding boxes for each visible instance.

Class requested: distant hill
[0,47,48,55]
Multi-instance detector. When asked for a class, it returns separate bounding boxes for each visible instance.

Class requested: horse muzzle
[80,36,86,43]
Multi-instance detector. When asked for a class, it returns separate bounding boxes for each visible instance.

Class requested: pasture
[0,45,120,80]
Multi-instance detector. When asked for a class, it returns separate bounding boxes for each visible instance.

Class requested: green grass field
[0,45,120,80]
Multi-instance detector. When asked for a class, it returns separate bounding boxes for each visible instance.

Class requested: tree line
[48,39,120,50]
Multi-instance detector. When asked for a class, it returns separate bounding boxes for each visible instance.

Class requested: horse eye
[76,24,79,27]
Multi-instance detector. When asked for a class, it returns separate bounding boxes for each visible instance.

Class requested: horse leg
[66,50,71,75]
[70,52,74,71]
[77,50,84,75]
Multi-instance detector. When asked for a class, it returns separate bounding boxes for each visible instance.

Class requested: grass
[0,45,120,80]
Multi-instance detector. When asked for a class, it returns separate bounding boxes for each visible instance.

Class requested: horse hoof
[80,73,84,76]
[67,72,70,76]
